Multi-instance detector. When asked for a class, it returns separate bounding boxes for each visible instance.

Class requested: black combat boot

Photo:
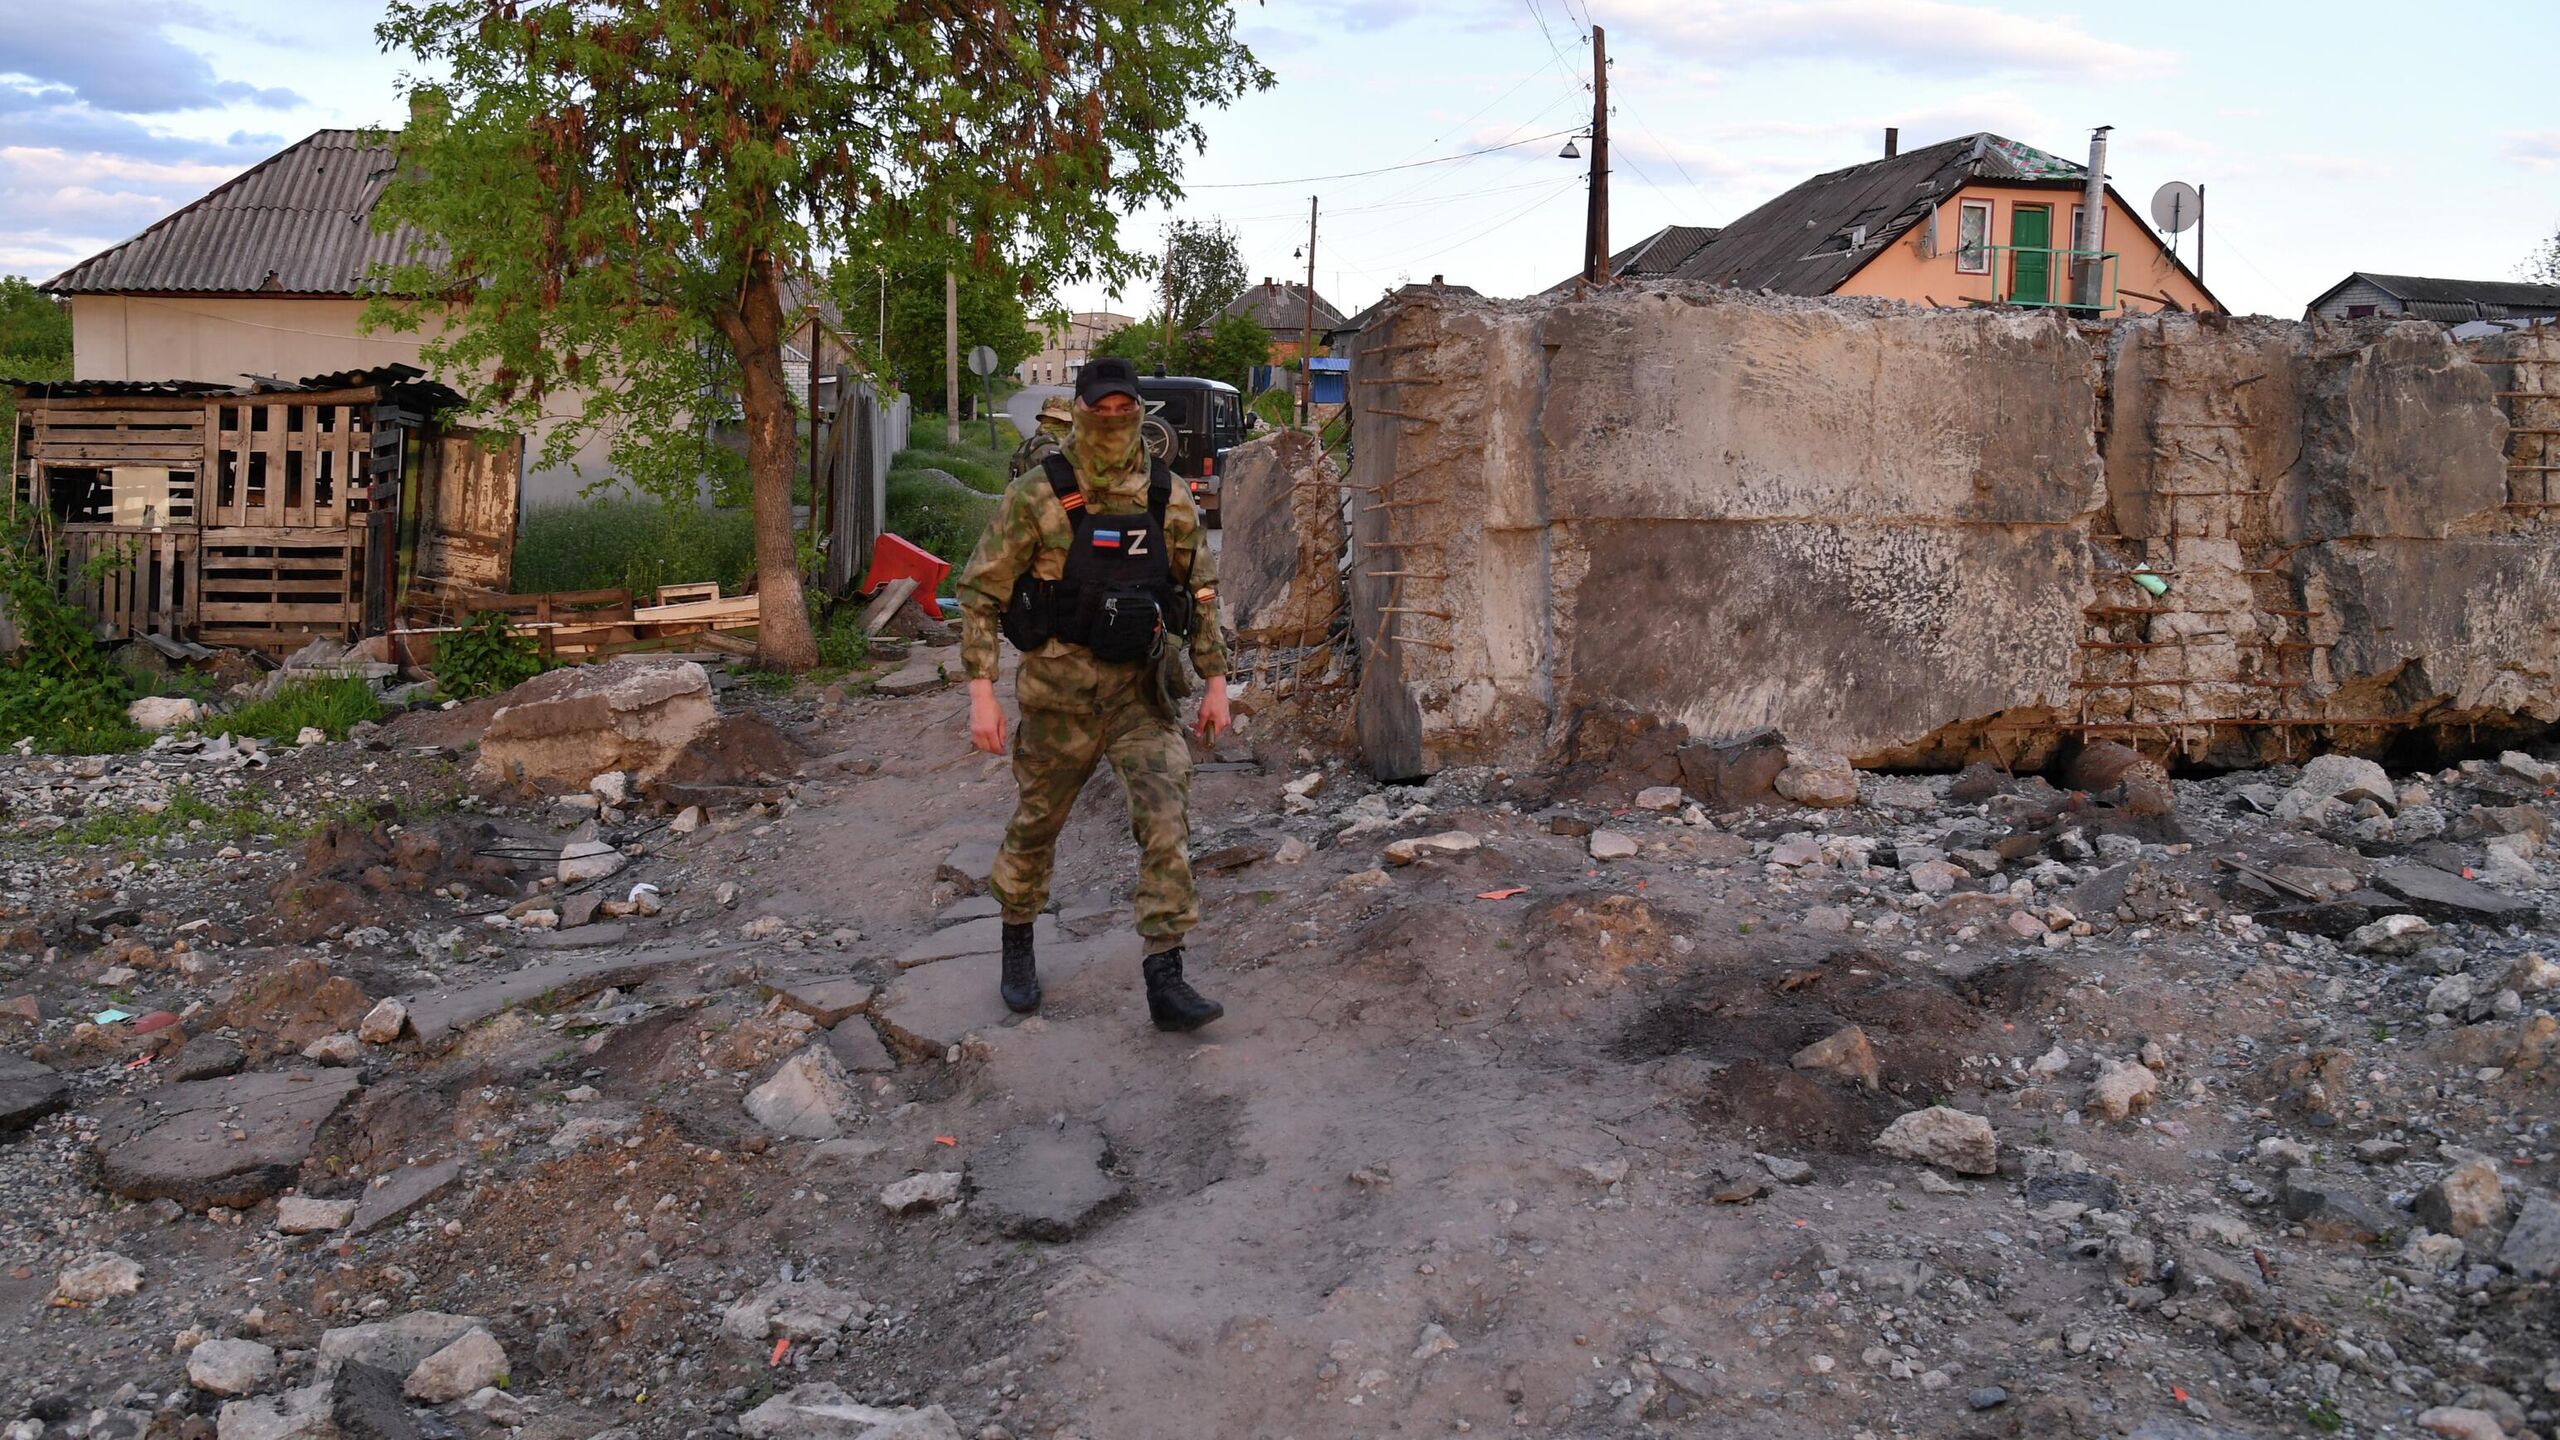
[1142,948,1224,1032]
[999,921,1042,1013]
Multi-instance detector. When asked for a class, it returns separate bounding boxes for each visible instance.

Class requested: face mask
[1073,404,1142,470]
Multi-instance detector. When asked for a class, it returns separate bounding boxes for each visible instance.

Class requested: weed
[203,677,382,744]
[0,531,145,754]
[730,668,795,695]
[512,498,758,597]
[2370,1021,2390,1042]
[437,611,548,699]
[61,782,278,846]
[2303,1400,2344,1433]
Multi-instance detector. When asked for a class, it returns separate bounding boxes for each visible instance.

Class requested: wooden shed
[9,365,520,655]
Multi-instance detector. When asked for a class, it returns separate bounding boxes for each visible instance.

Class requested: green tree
[1196,310,1270,392]
[368,1,1269,669]
[1088,308,1266,390]
[1158,217,1249,338]
[0,276,73,463]
[883,262,1034,412]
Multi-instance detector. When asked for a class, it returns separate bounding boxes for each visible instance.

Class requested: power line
[1367,174,1583,272]
[1187,127,1579,190]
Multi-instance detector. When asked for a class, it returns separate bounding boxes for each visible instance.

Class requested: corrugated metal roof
[2356,273,2560,311]
[42,130,431,296]
[1665,133,2083,295]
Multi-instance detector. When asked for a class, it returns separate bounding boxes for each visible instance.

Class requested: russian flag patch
[1091,529,1123,549]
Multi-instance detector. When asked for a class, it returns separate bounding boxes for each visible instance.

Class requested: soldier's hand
[1195,676,1231,744]
[968,679,1008,754]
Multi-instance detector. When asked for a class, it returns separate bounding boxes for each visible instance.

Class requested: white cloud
[2506,131,2560,172]
[1603,0,2179,81]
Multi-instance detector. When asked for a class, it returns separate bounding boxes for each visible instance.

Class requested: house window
[2346,304,2377,319]
[1955,200,1991,274]
[2071,204,2104,256]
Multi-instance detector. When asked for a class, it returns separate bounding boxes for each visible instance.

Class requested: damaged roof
[1546,224,1724,292]
[42,129,431,297]
[1665,133,2086,295]
[14,363,460,410]
[2310,272,2560,322]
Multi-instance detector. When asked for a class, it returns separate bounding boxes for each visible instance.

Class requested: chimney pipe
[1884,127,1899,159]
[2073,125,2112,309]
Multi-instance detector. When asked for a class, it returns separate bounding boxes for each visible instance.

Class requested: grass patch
[203,677,383,744]
[59,779,445,849]
[512,497,758,597]
[885,411,1021,573]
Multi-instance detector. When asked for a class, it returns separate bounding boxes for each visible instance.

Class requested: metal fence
[817,367,911,597]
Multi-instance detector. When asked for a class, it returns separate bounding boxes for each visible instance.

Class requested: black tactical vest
[1001,455,1194,661]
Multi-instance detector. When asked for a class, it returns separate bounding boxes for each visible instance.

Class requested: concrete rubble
[7,461,2560,1440]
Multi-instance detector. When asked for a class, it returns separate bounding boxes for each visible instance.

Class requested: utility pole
[1586,25,1611,283]
[944,215,960,445]
[1298,195,1318,427]
[1161,232,1177,370]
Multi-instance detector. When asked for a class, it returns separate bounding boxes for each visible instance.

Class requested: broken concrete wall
[1217,429,1345,648]
[1342,287,2560,779]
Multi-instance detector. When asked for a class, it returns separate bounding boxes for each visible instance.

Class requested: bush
[203,677,383,743]
[0,532,144,754]
[436,611,547,698]
[512,498,757,597]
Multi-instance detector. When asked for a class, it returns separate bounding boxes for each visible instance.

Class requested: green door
[2009,206,2051,305]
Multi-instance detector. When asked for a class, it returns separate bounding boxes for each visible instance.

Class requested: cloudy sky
[4,0,2555,323]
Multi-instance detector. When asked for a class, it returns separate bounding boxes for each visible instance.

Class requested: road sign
[2150,181,2201,235]
[966,344,999,377]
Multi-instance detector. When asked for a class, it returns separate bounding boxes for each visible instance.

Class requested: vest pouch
[1001,577,1056,651]
[1086,586,1164,663]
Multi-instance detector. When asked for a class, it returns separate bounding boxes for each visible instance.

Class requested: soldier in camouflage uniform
[957,358,1230,1032]
[1007,393,1076,480]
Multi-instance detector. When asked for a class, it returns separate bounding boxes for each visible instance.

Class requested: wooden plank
[632,594,761,625]
[198,600,361,623]
[26,441,206,464]
[653,582,722,605]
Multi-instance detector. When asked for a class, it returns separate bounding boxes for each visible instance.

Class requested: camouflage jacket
[957,457,1228,710]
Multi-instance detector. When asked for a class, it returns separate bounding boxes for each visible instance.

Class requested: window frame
[1954,199,1993,275]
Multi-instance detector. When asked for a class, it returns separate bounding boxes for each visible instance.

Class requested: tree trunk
[725,259,821,671]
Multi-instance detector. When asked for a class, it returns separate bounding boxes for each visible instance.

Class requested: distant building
[1543,227,1720,292]
[1016,310,1133,387]
[1326,276,1482,351]
[2303,272,2560,324]
[1220,279,1344,362]
[1566,132,2218,316]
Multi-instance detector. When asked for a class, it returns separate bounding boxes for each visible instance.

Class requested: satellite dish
[2150,181,2202,235]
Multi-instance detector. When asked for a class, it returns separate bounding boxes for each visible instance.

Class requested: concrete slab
[771,977,876,1027]
[938,840,997,895]
[397,945,734,1046]
[894,914,1059,970]
[0,1053,67,1135]
[351,1157,462,1235]
[2373,864,2536,922]
[969,1120,1126,1241]
[93,1068,364,1210]
[823,1020,898,1074]
[872,933,1138,1056]
[934,895,1003,926]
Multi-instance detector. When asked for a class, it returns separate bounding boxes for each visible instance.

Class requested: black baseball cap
[1075,356,1143,406]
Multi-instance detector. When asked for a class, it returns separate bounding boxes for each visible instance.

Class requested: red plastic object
[863,533,953,619]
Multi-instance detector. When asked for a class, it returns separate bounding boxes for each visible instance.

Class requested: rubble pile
[1,630,2556,1440]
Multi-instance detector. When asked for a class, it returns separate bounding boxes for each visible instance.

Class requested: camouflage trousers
[992,692,1197,947]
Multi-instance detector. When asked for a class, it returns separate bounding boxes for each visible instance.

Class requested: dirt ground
[0,654,2555,1440]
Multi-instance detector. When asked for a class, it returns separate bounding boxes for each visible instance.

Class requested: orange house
[1651,132,2219,317]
